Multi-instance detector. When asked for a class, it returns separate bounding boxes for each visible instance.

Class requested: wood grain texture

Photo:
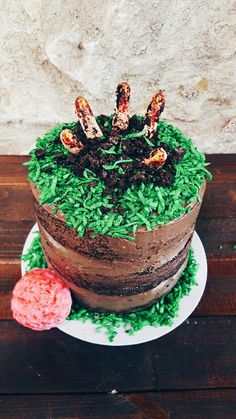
[0,186,34,222]
[0,318,235,394]
[0,181,235,221]
[0,154,235,182]
[0,390,235,419]
[196,218,236,259]
[0,156,29,185]
[1,259,236,319]
[0,155,235,319]
[0,154,235,417]
[0,168,235,221]
[1,216,235,260]
[0,192,236,260]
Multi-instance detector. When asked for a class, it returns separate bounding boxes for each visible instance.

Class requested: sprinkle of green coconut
[22,233,198,342]
[102,159,133,170]
[21,232,47,270]
[122,128,147,139]
[99,145,117,155]
[26,119,212,240]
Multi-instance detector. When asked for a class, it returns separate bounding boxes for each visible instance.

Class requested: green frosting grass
[22,233,198,342]
[25,118,211,240]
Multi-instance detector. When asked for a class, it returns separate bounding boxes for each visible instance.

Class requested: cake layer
[31,182,205,312]
[38,222,189,312]
[47,250,188,313]
[37,221,192,296]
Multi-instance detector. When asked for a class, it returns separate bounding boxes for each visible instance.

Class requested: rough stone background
[0,0,235,154]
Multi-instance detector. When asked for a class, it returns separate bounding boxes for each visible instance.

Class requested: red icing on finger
[143,147,167,169]
[61,129,76,146]
[75,96,103,139]
[60,129,84,154]
[111,82,131,133]
[75,96,93,117]
[116,82,130,113]
[144,91,165,138]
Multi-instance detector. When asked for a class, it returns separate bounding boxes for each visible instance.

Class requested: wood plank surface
[1,217,235,260]
[0,154,235,183]
[0,186,34,222]
[199,182,236,218]
[196,218,236,258]
[0,155,235,320]
[0,156,29,185]
[0,389,235,419]
[1,178,236,221]
[0,318,235,394]
[0,154,235,416]
[1,259,236,320]
[0,155,236,216]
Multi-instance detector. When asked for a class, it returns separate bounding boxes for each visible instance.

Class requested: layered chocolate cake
[27,83,210,313]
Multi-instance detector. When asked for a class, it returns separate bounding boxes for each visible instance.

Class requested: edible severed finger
[111,82,131,133]
[60,129,84,154]
[143,147,167,169]
[144,91,165,138]
[75,97,103,139]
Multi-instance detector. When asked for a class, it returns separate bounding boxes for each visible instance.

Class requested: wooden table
[0,155,235,419]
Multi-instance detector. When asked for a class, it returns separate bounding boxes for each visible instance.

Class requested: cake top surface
[26,83,211,240]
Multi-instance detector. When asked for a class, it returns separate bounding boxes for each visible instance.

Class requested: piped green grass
[26,119,211,240]
[22,233,198,342]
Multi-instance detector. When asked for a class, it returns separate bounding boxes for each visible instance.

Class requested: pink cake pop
[11,268,72,331]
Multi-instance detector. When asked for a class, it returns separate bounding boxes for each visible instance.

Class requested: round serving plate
[22,223,207,346]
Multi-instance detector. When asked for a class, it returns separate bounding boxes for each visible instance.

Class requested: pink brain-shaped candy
[11,268,72,331]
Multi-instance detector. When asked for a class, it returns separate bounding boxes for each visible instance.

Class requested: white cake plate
[22,223,207,346]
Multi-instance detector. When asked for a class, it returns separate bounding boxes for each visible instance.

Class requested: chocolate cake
[27,83,211,313]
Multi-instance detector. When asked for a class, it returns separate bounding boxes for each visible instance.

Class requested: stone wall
[0,0,235,154]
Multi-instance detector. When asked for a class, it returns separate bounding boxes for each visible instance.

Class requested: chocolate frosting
[31,181,205,313]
